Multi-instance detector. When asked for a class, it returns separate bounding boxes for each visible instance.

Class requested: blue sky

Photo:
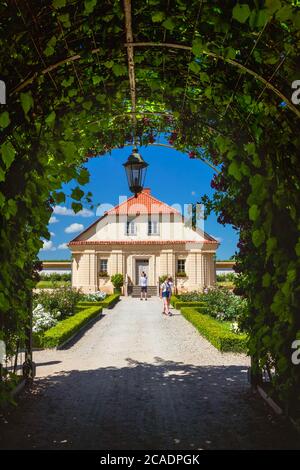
[39,144,238,260]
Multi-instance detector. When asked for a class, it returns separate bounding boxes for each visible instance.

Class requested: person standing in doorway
[140,271,148,300]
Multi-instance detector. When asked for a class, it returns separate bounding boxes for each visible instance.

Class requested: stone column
[89,251,98,293]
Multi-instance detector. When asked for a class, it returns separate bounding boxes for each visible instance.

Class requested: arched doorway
[0,0,299,415]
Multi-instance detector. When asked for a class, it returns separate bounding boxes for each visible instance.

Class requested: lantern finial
[123,148,149,197]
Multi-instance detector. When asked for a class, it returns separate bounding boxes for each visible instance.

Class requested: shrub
[33,286,83,319]
[100,293,120,308]
[41,305,102,348]
[216,272,236,282]
[181,307,248,353]
[111,273,124,290]
[40,272,71,282]
[201,287,248,322]
[159,275,168,284]
[177,291,204,302]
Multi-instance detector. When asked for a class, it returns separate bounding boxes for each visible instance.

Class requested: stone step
[130,286,158,297]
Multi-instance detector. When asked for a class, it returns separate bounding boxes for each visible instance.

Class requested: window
[126,220,136,235]
[177,259,186,274]
[99,259,108,275]
[148,220,159,235]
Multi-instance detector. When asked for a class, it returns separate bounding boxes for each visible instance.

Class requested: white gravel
[0,298,298,450]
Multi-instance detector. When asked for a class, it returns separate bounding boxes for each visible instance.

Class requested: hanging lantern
[123,147,149,197]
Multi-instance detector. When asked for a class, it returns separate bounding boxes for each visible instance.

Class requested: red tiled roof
[69,240,218,246]
[69,188,219,245]
[106,188,180,215]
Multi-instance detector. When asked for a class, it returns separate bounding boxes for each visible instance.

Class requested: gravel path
[0,297,299,450]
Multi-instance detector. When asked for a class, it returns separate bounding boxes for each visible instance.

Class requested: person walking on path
[140,271,148,300]
[160,276,173,315]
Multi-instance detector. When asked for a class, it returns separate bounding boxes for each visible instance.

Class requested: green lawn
[36,280,71,289]
[216,281,235,289]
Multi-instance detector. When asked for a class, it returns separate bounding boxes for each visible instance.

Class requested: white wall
[79,214,206,243]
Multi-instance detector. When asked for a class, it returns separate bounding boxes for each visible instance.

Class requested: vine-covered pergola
[0,0,300,412]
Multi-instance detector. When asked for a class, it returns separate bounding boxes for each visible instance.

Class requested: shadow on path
[0,358,299,450]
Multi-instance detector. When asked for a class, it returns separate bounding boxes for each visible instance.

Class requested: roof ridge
[106,189,180,215]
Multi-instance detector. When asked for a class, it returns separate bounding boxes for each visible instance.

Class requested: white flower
[230,322,240,334]
[84,291,107,302]
[33,305,58,333]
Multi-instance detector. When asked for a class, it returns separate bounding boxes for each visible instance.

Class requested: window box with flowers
[176,271,187,278]
[99,271,109,278]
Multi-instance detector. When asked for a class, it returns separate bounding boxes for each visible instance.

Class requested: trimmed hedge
[77,293,120,310]
[100,293,120,308]
[38,305,102,348]
[170,296,206,310]
[170,295,180,306]
[174,301,207,310]
[181,307,248,353]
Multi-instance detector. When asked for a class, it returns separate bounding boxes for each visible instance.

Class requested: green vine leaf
[20,92,34,115]
[112,64,127,77]
[71,187,85,201]
[152,11,165,22]
[45,111,56,127]
[58,13,71,28]
[192,38,204,56]
[162,17,175,30]
[1,142,16,170]
[225,47,236,59]
[0,112,10,128]
[72,202,83,213]
[228,161,242,181]
[84,0,97,15]
[265,0,282,15]
[232,3,251,23]
[60,141,77,160]
[276,5,293,22]
[249,204,259,221]
[189,61,201,74]
[252,229,265,247]
[77,168,90,185]
[52,0,66,8]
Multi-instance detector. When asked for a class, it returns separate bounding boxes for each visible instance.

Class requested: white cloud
[53,206,94,218]
[49,216,59,224]
[50,232,55,237]
[41,240,56,251]
[212,235,222,243]
[53,206,74,216]
[65,223,84,234]
[58,243,69,250]
[78,208,95,217]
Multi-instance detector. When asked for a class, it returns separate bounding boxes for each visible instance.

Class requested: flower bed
[33,286,83,324]
[181,307,248,353]
[77,293,120,310]
[82,291,107,302]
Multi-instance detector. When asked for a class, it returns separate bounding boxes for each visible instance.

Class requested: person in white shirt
[140,272,148,300]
